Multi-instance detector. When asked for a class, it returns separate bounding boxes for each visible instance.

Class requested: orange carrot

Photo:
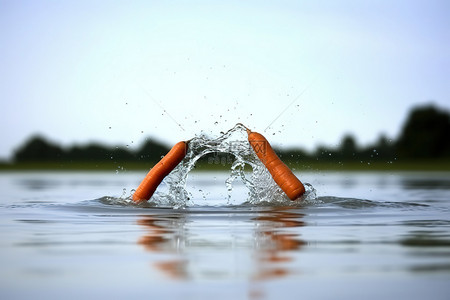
[132,141,188,202]
[247,129,305,200]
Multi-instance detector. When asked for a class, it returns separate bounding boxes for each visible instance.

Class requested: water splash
[127,124,316,208]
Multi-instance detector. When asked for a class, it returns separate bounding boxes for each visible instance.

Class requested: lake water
[1,170,449,299]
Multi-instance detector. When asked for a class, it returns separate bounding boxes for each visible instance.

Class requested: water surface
[1,171,449,299]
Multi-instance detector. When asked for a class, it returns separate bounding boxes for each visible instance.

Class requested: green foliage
[10,104,450,169]
[274,104,450,164]
[13,137,170,164]
[14,135,64,161]
[396,105,450,159]
[136,139,170,162]
[340,134,358,160]
[281,133,396,164]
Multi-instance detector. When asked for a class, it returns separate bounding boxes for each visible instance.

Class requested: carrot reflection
[137,214,188,280]
[252,209,306,280]
[137,208,306,282]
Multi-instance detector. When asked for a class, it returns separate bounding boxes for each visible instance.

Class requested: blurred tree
[357,134,396,162]
[136,139,170,162]
[110,146,134,161]
[373,134,395,160]
[276,147,310,161]
[396,105,450,159]
[339,134,358,160]
[314,145,335,161]
[14,135,63,161]
[65,143,110,161]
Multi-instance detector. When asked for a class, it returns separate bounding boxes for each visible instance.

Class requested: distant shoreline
[7,105,450,173]
[1,160,449,172]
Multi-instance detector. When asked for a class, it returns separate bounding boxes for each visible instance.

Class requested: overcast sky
[1,0,449,160]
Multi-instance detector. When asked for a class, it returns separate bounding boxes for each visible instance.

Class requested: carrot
[132,141,188,202]
[247,129,305,200]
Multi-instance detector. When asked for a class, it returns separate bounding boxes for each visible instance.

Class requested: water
[146,123,316,207]
[1,170,449,300]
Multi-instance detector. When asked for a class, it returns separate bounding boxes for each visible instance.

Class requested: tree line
[12,104,450,164]
[277,104,450,163]
[13,137,170,164]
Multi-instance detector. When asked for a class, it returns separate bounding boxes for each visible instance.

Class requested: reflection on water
[137,208,305,281]
[251,210,305,281]
[138,214,189,279]
[402,176,450,190]
[16,178,60,190]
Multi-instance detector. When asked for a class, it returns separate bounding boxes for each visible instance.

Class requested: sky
[1,0,449,160]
